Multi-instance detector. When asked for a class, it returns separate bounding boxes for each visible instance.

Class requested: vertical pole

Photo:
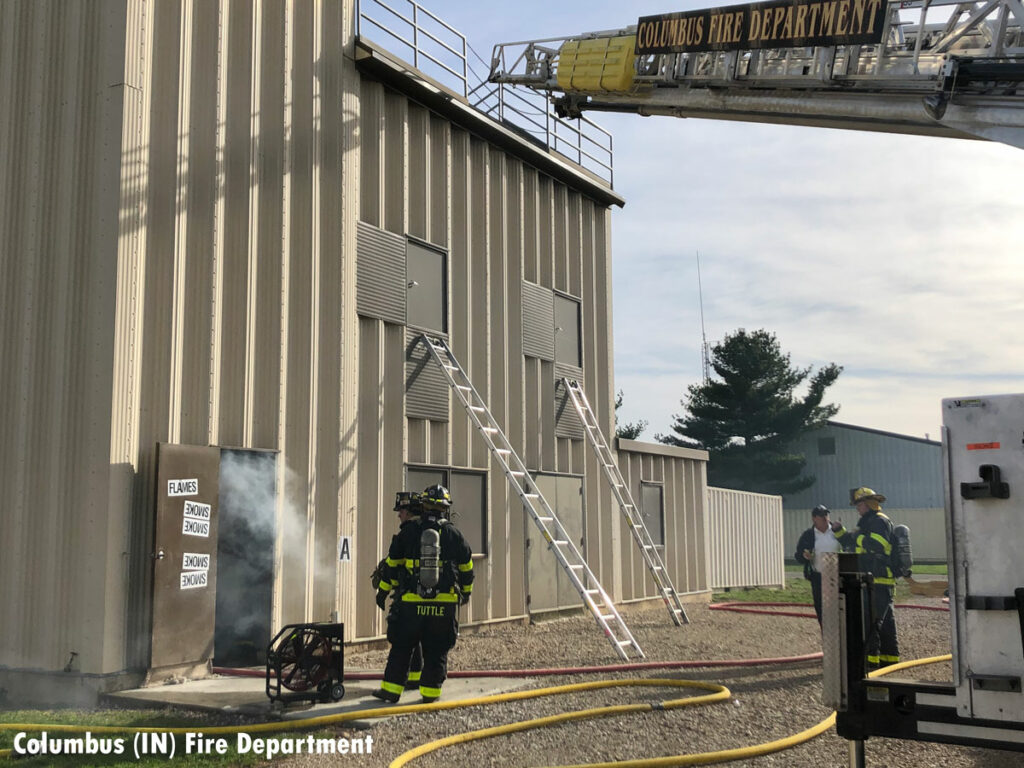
[413,2,419,70]
[849,741,866,768]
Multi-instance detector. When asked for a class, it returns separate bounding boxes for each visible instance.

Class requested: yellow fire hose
[392,654,950,768]
[0,655,951,766]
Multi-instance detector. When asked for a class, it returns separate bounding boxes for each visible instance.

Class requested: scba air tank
[419,527,441,590]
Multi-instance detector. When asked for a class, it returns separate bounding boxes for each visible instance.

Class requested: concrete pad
[103,671,533,727]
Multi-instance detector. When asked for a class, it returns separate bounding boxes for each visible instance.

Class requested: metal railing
[356,0,614,186]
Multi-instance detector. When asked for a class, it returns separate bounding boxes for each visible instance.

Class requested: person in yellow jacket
[835,486,899,669]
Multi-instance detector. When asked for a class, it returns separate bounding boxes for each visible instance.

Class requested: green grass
[716,563,948,605]
[0,709,353,766]
[784,563,947,575]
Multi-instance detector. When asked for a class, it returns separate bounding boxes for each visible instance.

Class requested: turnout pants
[387,599,423,688]
[381,600,458,699]
[868,583,899,667]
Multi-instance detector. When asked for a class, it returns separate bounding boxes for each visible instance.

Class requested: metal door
[150,443,220,672]
[527,474,585,614]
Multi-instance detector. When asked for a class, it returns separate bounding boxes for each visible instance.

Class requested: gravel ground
[282,597,1020,768]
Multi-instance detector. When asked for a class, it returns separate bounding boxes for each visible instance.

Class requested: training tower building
[0,0,711,704]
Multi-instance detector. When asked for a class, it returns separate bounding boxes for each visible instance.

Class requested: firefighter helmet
[850,487,886,505]
[393,491,420,512]
[421,484,452,514]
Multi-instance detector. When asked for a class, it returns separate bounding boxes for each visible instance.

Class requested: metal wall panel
[522,281,555,360]
[614,441,712,601]
[405,329,449,422]
[554,370,585,439]
[707,487,786,590]
[784,421,943,511]
[0,0,357,695]
[0,0,127,695]
[356,221,406,324]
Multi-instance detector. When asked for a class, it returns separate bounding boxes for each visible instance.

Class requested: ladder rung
[584,589,600,595]
[456,385,471,391]
[553,540,568,546]
[470,406,485,412]
[510,470,525,476]
[443,364,457,371]
[495,448,511,454]
[569,564,584,569]
[481,427,497,433]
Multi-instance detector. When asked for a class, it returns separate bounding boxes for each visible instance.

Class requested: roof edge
[616,437,709,462]
[823,420,940,446]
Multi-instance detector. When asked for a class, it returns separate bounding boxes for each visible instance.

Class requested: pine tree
[614,390,648,440]
[657,329,842,495]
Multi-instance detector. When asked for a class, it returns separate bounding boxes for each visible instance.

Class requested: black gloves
[376,590,388,611]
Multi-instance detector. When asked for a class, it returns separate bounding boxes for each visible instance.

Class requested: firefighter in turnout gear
[372,491,424,691]
[372,484,474,703]
[836,486,900,669]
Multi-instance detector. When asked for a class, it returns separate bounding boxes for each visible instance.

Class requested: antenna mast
[697,251,710,384]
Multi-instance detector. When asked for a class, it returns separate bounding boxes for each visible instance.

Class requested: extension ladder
[420,335,644,660]
[562,378,689,626]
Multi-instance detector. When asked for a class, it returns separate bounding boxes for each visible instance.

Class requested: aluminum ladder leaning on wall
[562,378,690,626]
[419,334,645,660]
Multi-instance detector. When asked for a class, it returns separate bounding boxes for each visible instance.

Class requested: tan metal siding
[615,445,712,601]
[707,487,785,590]
[405,329,449,422]
[522,281,555,360]
[123,0,355,665]
[554,369,585,439]
[449,129,472,469]
[522,168,539,284]
[356,221,406,324]
[487,147,512,620]
[359,78,384,227]
[383,88,406,235]
[1,0,127,680]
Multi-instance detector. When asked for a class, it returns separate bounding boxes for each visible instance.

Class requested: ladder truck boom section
[489,0,1024,148]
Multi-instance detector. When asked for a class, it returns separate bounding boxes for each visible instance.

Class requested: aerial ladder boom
[489,0,1024,149]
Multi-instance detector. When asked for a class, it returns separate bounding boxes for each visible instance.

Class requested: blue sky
[409,1,1024,441]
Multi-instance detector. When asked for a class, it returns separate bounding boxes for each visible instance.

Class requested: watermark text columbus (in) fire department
[12,731,374,760]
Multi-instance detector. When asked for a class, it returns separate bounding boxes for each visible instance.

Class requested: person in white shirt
[794,504,843,625]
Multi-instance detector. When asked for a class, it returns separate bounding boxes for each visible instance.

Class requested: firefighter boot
[371,688,400,704]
